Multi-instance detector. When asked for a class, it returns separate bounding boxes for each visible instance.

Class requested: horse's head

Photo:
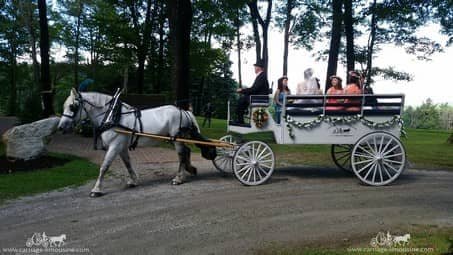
[58,88,86,133]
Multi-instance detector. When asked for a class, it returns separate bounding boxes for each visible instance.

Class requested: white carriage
[213,93,407,187]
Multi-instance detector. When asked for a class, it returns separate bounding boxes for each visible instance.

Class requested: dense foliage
[0,0,451,124]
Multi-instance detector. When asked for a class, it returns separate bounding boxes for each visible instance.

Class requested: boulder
[2,117,61,160]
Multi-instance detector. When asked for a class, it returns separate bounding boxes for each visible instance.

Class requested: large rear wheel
[351,132,406,186]
[331,144,353,173]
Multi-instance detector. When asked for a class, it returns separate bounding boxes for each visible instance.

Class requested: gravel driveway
[1,156,452,254]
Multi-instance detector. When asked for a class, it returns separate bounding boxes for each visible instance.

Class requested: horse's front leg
[120,148,139,188]
[90,145,122,197]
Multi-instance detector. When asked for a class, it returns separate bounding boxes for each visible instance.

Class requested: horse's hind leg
[90,146,121,197]
[120,149,139,188]
[172,142,194,185]
[186,147,197,176]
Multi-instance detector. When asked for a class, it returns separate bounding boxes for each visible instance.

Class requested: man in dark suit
[235,60,270,124]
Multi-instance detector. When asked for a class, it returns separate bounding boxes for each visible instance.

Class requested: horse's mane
[81,92,133,109]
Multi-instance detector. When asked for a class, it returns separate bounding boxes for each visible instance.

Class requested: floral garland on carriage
[285,114,405,138]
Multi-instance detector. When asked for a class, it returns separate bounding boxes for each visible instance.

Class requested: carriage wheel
[212,135,237,173]
[233,141,275,186]
[331,144,353,173]
[351,132,406,186]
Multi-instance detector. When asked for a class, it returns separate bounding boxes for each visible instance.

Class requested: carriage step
[229,121,251,127]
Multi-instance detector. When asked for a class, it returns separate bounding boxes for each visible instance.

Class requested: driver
[234,60,269,124]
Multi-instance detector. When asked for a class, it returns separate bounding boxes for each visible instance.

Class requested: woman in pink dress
[344,72,362,112]
[326,75,344,111]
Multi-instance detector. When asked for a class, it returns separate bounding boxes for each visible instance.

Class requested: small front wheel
[233,141,275,186]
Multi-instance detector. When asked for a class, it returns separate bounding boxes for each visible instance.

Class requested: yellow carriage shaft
[115,129,235,148]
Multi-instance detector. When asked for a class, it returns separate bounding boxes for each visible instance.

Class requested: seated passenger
[296,68,322,96]
[325,75,344,111]
[235,60,270,124]
[295,68,322,112]
[273,76,291,124]
[344,71,362,112]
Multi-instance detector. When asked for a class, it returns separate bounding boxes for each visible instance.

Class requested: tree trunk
[24,1,40,89]
[365,0,377,87]
[250,13,262,63]
[235,10,242,88]
[168,0,192,110]
[74,1,82,88]
[344,0,355,74]
[123,66,129,94]
[325,0,343,91]
[283,0,293,76]
[7,42,17,116]
[247,0,272,73]
[156,0,165,93]
[38,0,54,117]
[135,0,153,94]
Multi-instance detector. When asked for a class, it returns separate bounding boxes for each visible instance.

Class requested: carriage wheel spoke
[365,141,376,155]
[259,163,273,169]
[373,136,378,155]
[383,161,399,173]
[236,155,251,163]
[358,145,375,157]
[382,163,393,179]
[372,162,378,183]
[240,166,253,179]
[259,166,269,175]
[336,152,350,162]
[354,153,374,159]
[256,166,264,179]
[363,163,376,180]
[258,152,272,161]
[383,144,400,156]
[384,152,403,159]
[246,166,254,182]
[378,136,385,153]
[378,163,384,183]
[356,160,376,174]
[354,158,374,165]
[237,165,251,175]
[383,159,403,165]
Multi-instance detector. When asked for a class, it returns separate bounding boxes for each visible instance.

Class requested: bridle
[62,93,103,125]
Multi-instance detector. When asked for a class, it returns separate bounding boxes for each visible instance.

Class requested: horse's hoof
[187,167,197,176]
[171,180,182,185]
[127,183,138,188]
[89,192,104,198]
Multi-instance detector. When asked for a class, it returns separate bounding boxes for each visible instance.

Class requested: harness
[66,91,143,150]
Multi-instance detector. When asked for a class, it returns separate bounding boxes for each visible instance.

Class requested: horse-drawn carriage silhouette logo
[370,231,411,247]
[25,232,67,248]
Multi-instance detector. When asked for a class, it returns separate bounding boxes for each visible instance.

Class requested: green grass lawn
[0,143,98,204]
[197,117,453,170]
[254,225,453,255]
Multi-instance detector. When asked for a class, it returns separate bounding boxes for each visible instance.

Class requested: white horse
[58,88,200,197]
[49,234,66,247]
[393,234,410,246]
